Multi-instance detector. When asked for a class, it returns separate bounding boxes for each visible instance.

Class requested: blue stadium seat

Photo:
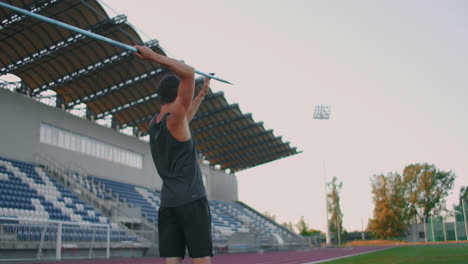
[1,155,297,244]
[0,156,137,243]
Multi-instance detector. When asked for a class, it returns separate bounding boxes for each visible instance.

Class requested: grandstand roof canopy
[0,0,299,172]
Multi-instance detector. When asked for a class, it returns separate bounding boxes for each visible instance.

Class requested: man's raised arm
[187,77,211,123]
[134,45,195,113]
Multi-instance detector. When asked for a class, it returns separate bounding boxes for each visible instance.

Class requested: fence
[0,216,112,262]
[427,218,468,242]
[407,215,468,242]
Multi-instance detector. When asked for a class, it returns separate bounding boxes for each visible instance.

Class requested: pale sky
[100,0,468,232]
[7,0,468,232]
[102,0,468,232]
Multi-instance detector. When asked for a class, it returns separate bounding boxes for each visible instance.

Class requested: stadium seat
[1,156,298,245]
[0,156,137,243]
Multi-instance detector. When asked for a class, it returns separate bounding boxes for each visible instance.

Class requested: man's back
[148,113,206,207]
[134,45,212,263]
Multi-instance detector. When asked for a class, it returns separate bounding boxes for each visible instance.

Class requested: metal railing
[0,216,111,261]
[34,154,114,214]
[30,154,307,255]
[33,154,157,241]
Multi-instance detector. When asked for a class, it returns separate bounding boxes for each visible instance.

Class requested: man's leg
[182,198,213,261]
[192,256,211,264]
[165,257,183,264]
[159,207,186,260]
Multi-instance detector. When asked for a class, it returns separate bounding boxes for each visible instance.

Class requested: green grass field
[323,243,468,264]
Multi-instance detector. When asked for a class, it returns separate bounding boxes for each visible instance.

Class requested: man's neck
[160,104,173,115]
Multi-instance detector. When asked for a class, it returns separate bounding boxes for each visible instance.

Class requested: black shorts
[158,197,213,258]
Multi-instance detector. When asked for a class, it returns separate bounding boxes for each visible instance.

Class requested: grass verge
[323,243,468,264]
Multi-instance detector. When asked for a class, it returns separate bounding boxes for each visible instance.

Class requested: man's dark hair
[157,75,180,104]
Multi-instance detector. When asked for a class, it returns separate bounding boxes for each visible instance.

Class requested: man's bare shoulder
[166,114,191,142]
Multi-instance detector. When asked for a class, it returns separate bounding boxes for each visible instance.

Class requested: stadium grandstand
[0,0,306,261]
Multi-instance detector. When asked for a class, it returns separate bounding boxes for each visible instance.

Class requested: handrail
[33,153,157,232]
[0,216,109,228]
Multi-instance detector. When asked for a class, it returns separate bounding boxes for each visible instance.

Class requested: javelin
[0,2,233,85]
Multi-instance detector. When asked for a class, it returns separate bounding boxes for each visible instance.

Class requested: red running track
[12,246,392,264]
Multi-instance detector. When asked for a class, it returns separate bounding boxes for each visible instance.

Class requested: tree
[391,171,413,227]
[281,221,295,233]
[368,173,407,239]
[455,186,468,219]
[459,186,468,206]
[296,216,310,236]
[263,211,277,222]
[402,163,456,223]
[307,229,322,236]
[368,164,456,241]
[327,176,344,244]
[295,216,321,236]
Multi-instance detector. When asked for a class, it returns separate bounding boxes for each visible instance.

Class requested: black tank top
[148,113,207,207]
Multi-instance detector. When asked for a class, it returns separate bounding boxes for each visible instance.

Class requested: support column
[56,223,62,260]
[111,116,120,130]
[86,107,96,121]
[56,94,66,110]
[463,200,467,240]
[431,215,435,242]
[423,216,428,242]
[106,225,111,259]
[443,217,447,241]
[454,205,459,241]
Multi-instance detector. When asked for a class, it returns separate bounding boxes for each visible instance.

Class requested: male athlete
[134,45,212,264]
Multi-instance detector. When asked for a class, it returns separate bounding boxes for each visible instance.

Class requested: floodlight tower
[313,104,332,246]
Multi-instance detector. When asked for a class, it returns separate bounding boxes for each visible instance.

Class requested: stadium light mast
[313,104,332,246]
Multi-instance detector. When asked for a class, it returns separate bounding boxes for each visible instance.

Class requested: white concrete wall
[0,88,238,201]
